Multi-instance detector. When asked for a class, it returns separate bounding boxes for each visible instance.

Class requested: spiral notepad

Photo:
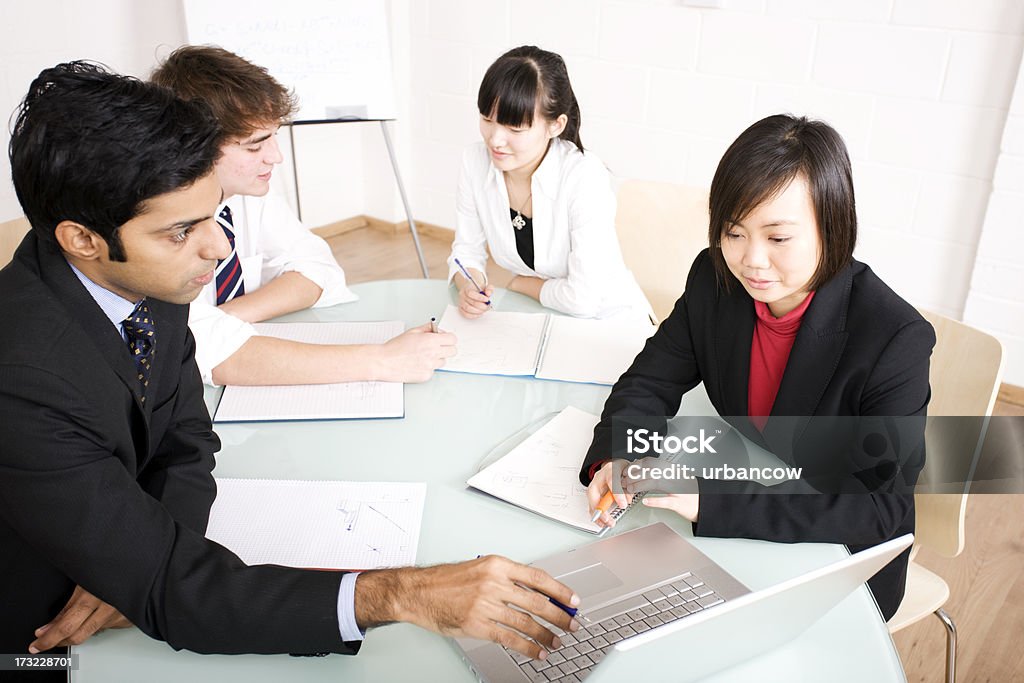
[436,305,655,385]
[467,407,642,534]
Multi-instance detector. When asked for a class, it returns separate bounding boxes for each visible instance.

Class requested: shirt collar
[67,261,139,331]
[753,290,816,335]
[488,138,568,199]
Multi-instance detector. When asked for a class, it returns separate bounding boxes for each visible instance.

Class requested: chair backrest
[914,309,1004,558]
[1,216,31,267]
[615,181,710,323]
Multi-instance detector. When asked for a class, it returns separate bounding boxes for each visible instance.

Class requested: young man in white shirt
[152,46,455,386]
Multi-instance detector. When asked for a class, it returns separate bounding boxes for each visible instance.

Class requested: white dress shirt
[189,192,358,385]
[448,139,651,320]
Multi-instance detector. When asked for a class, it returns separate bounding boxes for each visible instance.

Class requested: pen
[547,596,578,618]
[454,257,491,306]
[430,316,438,334]
[591,491,616,523]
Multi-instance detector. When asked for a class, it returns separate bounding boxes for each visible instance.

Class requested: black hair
[9,61,223,261]
[708,114,857,292]
[477,45,584,152]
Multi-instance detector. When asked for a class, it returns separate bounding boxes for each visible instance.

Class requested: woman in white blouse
[449,46,651,321]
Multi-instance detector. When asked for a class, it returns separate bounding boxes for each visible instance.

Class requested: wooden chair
[1,216,31,267]
[614,181,709,323]
[887,309,1004,683]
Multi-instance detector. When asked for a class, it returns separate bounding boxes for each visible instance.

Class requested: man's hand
[29,585,132,653]
[356,556,580,661]
[374,323,457,383]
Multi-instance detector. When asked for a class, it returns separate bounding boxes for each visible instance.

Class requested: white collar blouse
[448,137,651,320]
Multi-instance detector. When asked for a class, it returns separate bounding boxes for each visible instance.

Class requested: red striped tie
[215,205,245,305]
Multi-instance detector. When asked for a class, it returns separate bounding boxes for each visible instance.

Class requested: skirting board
[313,214,453,243]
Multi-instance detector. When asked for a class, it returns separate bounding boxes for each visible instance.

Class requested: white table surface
[72,280,905,683]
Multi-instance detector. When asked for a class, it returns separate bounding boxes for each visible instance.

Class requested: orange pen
[590,491,616,523]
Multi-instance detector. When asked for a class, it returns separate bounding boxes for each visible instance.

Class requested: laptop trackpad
[555,563,622,598]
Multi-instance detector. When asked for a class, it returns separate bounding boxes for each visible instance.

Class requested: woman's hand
[586,460,634,528]
[507,275,545,302]
[458,283,494,318]
[455,269,493,318]
[623,458,701,522]
[588,458,701,527]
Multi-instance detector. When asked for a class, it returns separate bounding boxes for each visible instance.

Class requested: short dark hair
[9,61,223,261]
[151,45,298,140]
[478,45,584,152]
[708,114,857,292]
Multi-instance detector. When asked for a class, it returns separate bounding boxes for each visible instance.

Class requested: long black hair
[477,45,584,152]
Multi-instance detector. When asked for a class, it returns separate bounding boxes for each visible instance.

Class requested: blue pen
[547,597,578,618]
[454,257,491,306]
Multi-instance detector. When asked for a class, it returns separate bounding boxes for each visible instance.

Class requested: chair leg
[934,607,957,683]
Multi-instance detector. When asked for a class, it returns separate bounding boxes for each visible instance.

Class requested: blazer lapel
[714,283,754,418]
[761,262,854,449]
[34,237,150,411]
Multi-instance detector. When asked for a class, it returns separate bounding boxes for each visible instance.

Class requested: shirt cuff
[586,459,610,484]
[337,572,365,642]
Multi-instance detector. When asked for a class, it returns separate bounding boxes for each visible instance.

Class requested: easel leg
[380,120,429,278]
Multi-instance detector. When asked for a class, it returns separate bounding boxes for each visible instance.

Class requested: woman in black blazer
[580,114,935,620]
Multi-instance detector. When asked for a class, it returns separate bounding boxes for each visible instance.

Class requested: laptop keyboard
[505,571,725,682]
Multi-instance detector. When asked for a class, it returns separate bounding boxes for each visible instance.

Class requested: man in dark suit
[0,62,578,677]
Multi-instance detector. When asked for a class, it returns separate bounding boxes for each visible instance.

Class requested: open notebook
[437,305,655,385]
[467,407,642,534]
[213,321,405,422]
[206,478,426,570]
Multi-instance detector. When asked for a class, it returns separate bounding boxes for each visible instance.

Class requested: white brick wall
[0,0,1021,385]
[0,0,187,223]
[398,0,1024,384]
[964,53,1024,386]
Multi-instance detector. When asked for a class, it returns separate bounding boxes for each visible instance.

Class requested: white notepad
[467,407,638,534]
[206,478,426,570]
[437,305,655,385]
[213,321,405,422]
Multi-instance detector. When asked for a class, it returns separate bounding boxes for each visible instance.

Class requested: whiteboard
[183,0,397,121]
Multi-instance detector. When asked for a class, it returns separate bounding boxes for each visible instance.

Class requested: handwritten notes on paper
[207,478,426,570]
[437,305,654,385]
[467,407,605,534]
[436,305,547,376]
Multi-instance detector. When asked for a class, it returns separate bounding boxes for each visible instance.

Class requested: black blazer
[580,249,935,620]
[0,234,357,655]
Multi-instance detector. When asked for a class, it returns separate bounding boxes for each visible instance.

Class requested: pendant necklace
[509,184,533,231]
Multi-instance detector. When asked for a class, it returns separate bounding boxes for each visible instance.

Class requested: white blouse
[448,138,651,320]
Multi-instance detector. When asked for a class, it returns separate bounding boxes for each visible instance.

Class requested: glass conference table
[73,280,905,683]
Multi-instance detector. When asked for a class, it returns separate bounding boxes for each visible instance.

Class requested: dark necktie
[123,301,156,402]
[215,205,246,305]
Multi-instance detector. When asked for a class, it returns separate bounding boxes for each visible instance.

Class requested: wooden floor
[328,225,1024,683]
[325,223,514,287]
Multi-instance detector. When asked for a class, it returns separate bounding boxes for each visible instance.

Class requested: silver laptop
[455,523,912,683]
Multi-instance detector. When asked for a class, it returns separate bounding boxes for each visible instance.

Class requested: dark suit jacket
[0,233,358,655]
[580,249,935,620]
